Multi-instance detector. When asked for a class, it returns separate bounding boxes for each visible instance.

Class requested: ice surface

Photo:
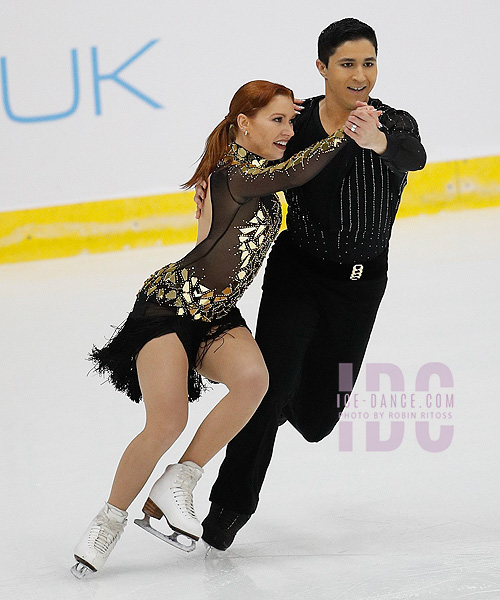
[1,208,499,599]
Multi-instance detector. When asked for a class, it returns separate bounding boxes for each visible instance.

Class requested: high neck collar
[220,142,268,168]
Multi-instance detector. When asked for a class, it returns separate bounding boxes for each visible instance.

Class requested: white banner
[1,0,499,211]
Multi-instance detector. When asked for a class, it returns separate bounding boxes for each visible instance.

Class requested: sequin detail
[138,130,346,322]
[220,134,345,180]
[139,196,281,323]
[285,96,425,263]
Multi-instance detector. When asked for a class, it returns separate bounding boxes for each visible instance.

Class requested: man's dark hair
[318,18,378,66]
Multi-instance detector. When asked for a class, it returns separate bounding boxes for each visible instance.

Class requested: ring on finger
[351,123,357,132]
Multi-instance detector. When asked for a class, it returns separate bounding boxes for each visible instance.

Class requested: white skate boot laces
[133,463,203,552]
[71,503,127,578]
[92,514,124,554]
[172,468,198,519]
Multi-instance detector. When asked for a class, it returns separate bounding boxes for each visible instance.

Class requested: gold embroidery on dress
[220,130,344,179]
[139,132,343,322]
[138,196,280,323]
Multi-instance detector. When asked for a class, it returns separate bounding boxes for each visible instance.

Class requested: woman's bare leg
[107,333,189,511]
[180,327,268,467]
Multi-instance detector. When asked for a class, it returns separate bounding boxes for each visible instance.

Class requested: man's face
[317,38,377,110]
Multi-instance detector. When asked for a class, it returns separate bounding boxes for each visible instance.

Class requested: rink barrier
[398,155,500,217]
[0,192,198,264]
[1,155,499,264]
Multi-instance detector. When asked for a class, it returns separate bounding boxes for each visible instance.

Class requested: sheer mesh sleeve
[379,109,426,173]
[227,132,349,203]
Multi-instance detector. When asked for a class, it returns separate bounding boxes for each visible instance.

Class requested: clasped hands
[344,100,387,154]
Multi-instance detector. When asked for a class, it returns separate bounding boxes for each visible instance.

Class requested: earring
[244,130,248,136]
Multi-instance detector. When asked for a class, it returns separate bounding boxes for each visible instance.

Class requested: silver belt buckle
[350,264,364,280]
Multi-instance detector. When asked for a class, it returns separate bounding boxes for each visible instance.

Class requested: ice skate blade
[134,515,196,553]
[202,542,227,560]
[71,561,93,578]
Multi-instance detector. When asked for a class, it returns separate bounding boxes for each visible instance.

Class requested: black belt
[278,231,388,281]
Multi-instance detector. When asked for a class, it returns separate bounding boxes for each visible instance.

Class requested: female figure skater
[71,80,351,577]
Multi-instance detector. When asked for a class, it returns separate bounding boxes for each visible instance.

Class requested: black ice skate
[201,503,251,551]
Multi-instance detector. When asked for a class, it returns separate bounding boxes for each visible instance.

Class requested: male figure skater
[197,18,426,550]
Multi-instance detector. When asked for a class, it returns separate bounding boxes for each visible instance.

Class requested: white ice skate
[134,461,203,552]
[71,502,128,578]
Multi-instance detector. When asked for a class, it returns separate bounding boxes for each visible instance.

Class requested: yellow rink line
[1,155,499,264]
[398,155,500,217]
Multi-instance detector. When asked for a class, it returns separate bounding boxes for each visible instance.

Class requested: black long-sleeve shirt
[284,96,426,263]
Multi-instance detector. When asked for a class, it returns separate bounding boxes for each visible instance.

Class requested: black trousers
[209,231,388,514]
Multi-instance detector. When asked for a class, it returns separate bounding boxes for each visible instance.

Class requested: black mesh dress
[90,132,348,403]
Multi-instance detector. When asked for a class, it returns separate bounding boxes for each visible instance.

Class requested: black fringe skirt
[89,299,248,403]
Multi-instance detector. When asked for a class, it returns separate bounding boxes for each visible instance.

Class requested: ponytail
[182,117,235,189]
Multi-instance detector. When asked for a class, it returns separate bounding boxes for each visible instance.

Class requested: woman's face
[237,95,295,160]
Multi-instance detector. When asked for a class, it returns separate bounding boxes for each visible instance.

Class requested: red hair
[183,80,293,189]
